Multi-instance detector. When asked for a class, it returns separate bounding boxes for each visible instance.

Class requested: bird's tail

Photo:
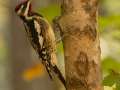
[42,60,66,87]
[52,65,66,87]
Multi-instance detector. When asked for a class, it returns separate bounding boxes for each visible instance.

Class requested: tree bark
[58,0,103,90]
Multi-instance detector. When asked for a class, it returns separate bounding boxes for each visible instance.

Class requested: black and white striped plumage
[15,0,65,86]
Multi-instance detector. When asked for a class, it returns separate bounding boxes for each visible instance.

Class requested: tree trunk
[58,0,103,90]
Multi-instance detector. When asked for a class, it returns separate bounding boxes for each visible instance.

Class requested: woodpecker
[15,0,65,86]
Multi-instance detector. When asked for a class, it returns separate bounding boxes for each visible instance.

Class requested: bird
[15,0,65,87]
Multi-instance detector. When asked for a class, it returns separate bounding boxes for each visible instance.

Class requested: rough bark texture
[58,0,103,90]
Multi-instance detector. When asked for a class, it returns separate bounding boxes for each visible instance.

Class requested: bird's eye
[15,1,27,12]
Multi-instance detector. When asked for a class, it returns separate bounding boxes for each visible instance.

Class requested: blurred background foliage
[0,0,120,90]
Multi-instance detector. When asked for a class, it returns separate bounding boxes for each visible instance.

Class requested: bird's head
[15,0,31,17]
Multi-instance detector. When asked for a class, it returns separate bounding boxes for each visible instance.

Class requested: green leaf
[37,4,61,22]
[103,74,117,86]
[103,69,120,87]
[102,57,120,73]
